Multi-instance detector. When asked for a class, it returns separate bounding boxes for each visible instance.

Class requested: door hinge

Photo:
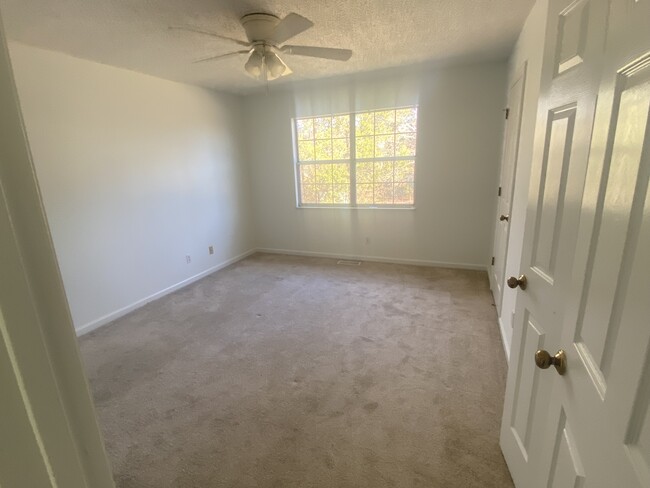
[491,257,495,266]
[504,108,510,120]
[498,186,502,196]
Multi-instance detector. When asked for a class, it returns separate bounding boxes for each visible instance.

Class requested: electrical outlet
[185,255,191,264]
[208,246,214,255]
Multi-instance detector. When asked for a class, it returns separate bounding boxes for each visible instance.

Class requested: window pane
[394,160,415,182]
[356,162,373,183]
[374,110,395,134]
[317,184,333,204]
[296,119,314,140]
[332,184,350,204]
[298,140,314,161]
[313,117,332,139]
[295,106,417,207]
[332,163,350,184]
[301,184,317,204]
[356,136,374,159]
[374,183,394,204]
[300,164,316,185]
[331,115,350,138]
[314,164,332,184]
[396,108,417,132]
[332,138,350,160]
[315,139,332,160]
[396,133,416,157]
[355,112,374,136]
[374,161,393,183]
[375,135,395,157]
[356,183,373,204]
[394,183,414,204]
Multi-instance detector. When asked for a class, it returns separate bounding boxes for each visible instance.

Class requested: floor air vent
[337,259,362,266]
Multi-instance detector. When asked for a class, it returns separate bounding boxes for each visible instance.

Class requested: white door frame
[0,6,114,487]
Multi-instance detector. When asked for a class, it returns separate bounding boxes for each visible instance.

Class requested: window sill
[297,205,416,210]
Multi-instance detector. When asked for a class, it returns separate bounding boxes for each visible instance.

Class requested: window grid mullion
[392,110,397,205]
[372,112,376,205]
[299,159,352,165]
[349,112,357,206]
[293,119,303,206]
[356,156,415,162]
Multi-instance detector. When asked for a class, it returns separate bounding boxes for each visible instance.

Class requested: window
[294,106,418,207]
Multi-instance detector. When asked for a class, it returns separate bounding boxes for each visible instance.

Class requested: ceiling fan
[171,12,353,82]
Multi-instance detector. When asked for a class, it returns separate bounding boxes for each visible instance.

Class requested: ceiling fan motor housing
[241,13,280,43]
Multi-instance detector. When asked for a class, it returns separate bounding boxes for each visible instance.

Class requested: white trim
[0,310,59,487]
[75,248,256,336]
[296,205,416,210]
[498,315,511,364]
[256,247,488,271]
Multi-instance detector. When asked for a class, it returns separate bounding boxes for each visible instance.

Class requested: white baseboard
[75,248,256,336]
[256,247,488,271]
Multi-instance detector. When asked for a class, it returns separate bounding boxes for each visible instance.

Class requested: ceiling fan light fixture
[245,49,264,78]
[265,51,286,79]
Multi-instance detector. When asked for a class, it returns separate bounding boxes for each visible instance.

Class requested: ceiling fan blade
[192,50,251,63]
[281,45,352,61]
[169,26,251,47]
[269,13,314,44]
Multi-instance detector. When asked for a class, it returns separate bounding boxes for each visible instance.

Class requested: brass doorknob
[507,274,527,290]
[500,214,510,222]
[535,349,567,375]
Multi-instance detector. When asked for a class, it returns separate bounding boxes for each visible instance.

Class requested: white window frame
[293,106,418,209]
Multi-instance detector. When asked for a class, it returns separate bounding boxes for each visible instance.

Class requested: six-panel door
[500,0,610,485]
[536,0,650,486]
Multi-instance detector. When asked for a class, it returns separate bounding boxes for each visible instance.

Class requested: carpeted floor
[79,253,513,487]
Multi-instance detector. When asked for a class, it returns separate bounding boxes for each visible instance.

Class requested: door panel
[546,410,585,488]
[530,105,576,281]
[555,0,590,75]
[627,345,650,484]
[573,64,650,394]
[510,311,546,459]
[616,177,650,487]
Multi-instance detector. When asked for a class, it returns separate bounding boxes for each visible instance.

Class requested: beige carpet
[79,253,513,487]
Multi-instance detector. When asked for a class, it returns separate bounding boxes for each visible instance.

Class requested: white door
[535,0,650,485]
[491,64,527,314]
[501,0,650,486]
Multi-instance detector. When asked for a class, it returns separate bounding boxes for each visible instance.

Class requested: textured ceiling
[0,0,535,94]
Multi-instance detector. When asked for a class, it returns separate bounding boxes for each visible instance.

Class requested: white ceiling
[0,0,535,94]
